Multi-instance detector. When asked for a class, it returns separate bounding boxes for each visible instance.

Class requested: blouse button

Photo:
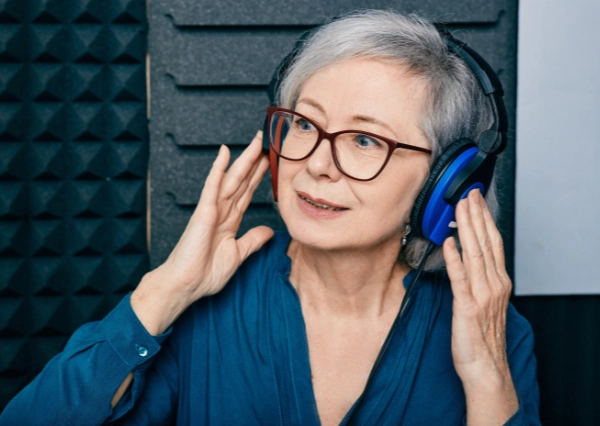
[136,344,148,357]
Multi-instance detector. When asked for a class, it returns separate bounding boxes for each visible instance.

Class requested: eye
[294,117,316,132]
[354,134,382,148]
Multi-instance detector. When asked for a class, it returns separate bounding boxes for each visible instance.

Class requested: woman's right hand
[131,131,274,335]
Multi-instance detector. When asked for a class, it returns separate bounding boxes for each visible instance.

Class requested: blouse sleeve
[0,294,174,426]
[460,303,540,426]
[502,303,541,426]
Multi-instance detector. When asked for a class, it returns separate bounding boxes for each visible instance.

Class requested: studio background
[0,0,598,424]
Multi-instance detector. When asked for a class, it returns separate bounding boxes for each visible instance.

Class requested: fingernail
[470,188,480,205]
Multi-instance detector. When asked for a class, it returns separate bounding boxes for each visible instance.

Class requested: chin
[278,186,406,253]
[286,223,348,251]
[284,214,404,254]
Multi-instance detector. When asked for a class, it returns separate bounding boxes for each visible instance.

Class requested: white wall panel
[515,0,600,294]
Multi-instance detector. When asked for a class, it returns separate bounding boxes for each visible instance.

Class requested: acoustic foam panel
[0,0,148,408]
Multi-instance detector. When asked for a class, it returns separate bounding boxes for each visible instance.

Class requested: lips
[297,192,349,211]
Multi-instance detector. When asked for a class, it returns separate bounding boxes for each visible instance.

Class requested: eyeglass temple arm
[268,117,286,201]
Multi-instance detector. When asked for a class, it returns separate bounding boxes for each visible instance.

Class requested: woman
[1,11,539,425]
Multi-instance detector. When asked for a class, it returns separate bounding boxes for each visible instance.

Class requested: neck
[287,238,411,318]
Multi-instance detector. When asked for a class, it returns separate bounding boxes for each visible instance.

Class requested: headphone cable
[346,240,436,426]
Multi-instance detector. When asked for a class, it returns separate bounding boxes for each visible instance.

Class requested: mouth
[297,192,349,211]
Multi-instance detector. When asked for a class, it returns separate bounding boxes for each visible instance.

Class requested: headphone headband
[444,34,508,156]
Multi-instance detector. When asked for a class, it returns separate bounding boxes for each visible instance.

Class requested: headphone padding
[410,138,475,237]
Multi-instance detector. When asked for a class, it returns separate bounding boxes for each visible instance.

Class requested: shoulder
[224,229,292,302]
[166,231,292,350]
[235,229,292,279]
[187,230,291,314]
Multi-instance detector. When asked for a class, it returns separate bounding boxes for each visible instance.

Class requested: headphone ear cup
[410,139,475,239]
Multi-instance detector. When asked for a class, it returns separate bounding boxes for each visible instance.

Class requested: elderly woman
[1,11,539,426]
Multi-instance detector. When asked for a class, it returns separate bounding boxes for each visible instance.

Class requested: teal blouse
[0,231,540,425]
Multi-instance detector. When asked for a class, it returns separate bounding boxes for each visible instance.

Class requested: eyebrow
[296,97,398,137]
[296,98,326,114]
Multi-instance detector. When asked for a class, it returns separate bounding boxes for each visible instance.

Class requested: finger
[480,200,513,296]
[480,197,507,272]
[235,155,270,212]
[443,236,473,301]
[455,195,489,286]
[216,154,266,229]
[198,145,230,204]
[467,189,496,275]
[175,145,231,243]
[221,131,265,199]
[228,150,266,207]
[237,225,275,261]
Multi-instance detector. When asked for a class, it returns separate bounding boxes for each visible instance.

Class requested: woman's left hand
[443,189,519,425]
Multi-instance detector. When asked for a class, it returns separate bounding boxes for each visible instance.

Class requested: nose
[305,137,343,181]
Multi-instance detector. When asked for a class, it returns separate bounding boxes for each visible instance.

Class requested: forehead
[296,57,430,128]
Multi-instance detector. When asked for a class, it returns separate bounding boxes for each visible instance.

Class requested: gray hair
[277,10,500,271]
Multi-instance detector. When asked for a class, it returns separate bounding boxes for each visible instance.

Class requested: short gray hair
[277,10,500,271]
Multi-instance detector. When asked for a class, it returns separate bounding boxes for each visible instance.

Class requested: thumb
[237,226,275,261]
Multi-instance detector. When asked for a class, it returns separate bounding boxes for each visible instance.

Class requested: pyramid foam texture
[0,0,148,408]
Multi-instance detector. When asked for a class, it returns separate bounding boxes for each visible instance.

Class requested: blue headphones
[264,29,507,247]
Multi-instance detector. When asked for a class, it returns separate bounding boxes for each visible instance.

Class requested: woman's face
[278,57,431,252]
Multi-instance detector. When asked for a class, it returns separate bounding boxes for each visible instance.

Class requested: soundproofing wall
[0,0,148,409]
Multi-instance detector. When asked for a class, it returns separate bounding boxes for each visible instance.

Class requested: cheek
[377,162,430,221]
[372,192,414,232]
[275,161,299,212]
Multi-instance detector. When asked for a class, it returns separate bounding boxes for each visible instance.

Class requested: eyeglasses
[267,106,432,181]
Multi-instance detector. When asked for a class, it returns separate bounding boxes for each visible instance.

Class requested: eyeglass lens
[269,111,391,180]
